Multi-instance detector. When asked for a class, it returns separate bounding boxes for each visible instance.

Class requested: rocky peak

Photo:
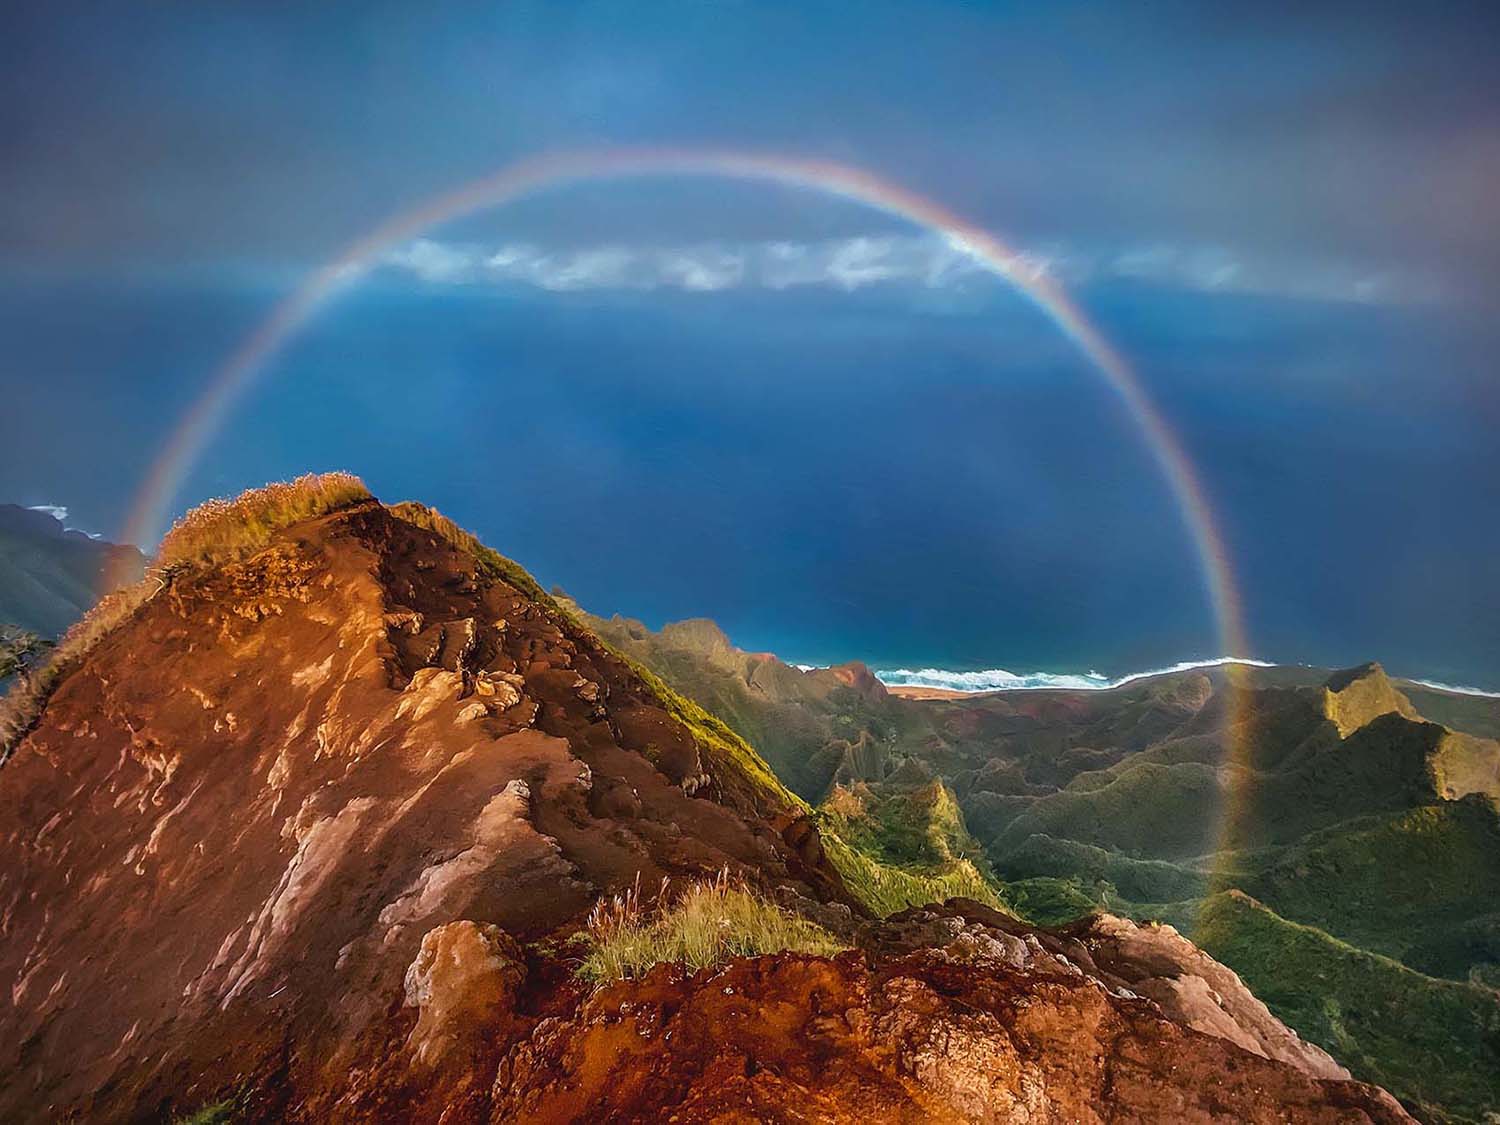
[827,659,890,702]
[0,499,843,1120]
[1322,661,1418,737]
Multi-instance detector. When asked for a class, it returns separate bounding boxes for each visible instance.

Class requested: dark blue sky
[2,2,1498,685]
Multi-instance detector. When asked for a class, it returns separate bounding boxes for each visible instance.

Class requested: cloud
[374,234,1444,305]
[376,234,996,294]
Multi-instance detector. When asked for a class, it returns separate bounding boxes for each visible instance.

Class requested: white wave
[876,657,1278,693]
[1404,677,1500,700]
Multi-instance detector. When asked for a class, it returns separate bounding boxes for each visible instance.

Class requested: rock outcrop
[494,906,1410,1123]
[1321,662,1419,738]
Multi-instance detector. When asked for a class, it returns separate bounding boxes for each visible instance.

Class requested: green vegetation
[577,870,845,984]
[387,501,554,606]
[1239,800,1500,961]
[592,638,810,818]
[996,833,1208,904]
[821,780,981,867]
[1000,877,1110,927]
[818,822,1005,917]
[815,776,1010,917]
[157,471,372,568]
[172,1098,237,1124]
[1405,915,1500,988]
[1194,892,1500,1124]
[995,760,1226,860]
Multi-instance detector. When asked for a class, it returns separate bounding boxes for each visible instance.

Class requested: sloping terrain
[606,614,1500,1121]
[0,486,1414,1122]
[0,497,843,1120]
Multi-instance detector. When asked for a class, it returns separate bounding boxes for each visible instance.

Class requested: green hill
[1194,892,1500,1124]
[599,622,1500,1121]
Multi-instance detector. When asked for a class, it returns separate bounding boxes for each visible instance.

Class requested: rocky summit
[0,492,1418,1122]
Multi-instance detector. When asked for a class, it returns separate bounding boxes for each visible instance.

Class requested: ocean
[2,273,1497,689]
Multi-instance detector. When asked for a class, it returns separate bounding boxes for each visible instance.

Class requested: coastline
[864,657,1500,699]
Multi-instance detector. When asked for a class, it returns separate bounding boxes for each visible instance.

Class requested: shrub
[157,472,372,569]
[577,869,846,983]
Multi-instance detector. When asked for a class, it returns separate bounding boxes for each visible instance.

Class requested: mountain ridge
[0,480,1419,1122]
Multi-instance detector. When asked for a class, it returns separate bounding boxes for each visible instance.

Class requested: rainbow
[122,148,1247,654]
[120,148,1256,873]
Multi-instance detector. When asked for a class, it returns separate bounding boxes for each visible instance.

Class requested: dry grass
[577,869,846,984]
[157,472,372,569]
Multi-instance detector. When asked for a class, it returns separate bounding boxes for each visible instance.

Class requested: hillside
[0,503,145,636]
[604,615,1500,1121]
[0,480,1412,1122]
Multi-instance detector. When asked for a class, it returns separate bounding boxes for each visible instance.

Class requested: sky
[2,1,1498,686]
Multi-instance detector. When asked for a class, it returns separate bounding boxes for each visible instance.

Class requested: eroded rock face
[492,946,1411,1124]
[403,922,525,1066]
[1062,910,1351,1080]
[864,900,1372,1087]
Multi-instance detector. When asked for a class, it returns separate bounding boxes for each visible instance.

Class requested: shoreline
[863,657,1500,700]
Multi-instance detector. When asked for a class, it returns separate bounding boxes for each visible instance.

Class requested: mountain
[581,609,943,799]
[591,614,1500,1122]
[0,478,1412,1122]
[0,503,146,636]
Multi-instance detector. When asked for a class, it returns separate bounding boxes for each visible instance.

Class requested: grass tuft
[157,472,372,569]
[577,869,846,984]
